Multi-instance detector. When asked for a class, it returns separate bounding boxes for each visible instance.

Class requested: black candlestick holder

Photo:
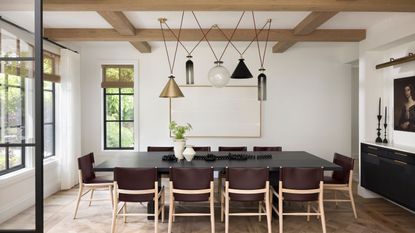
[376,115,383,143]
[383,123,388,143]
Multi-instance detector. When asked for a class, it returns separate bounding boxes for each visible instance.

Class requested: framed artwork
[394,76,415,132]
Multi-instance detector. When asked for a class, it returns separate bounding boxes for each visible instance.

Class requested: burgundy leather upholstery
[253,146,282,151]
[279,167,323,202]
[226,167,269,202]
[192,146,211,152]
[147,146,174,152]
[327,153,354,184]
[78,153,96,183]
[170,167,213,202]
[218,146,247,151]
[114,167,157,202]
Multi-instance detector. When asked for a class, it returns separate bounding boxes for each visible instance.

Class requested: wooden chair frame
[167,181,215,233]
[221,181,272,233]
[323,170,357,219]
[272,181,326,233]
[111,181,165,233]
[73,170,114,219]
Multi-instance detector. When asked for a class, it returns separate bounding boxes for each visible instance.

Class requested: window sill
[0,158,59,188]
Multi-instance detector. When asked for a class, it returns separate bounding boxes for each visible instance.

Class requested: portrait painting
[394,76,415,132]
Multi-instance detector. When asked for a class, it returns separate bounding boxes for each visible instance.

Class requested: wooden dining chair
[147,146,174,152]
[253,146,282,151]
[111,167,165,233]
[168,167,215,233]
[323,153,357,219]
[218,146,248,152]
[222,167,272,233]
[192,146,211,152]
[73,153,114,219]
[217,146,248,196]
[272,167,326,233]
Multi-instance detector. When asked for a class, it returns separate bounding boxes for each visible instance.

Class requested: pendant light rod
[215,20,269,58]
[252,11,272,69]
[158,11,184,74]
[218,11,245,61]
[192,11,220,61]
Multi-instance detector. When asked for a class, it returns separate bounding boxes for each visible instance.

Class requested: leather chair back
[78,153,96,183]
[226,167,269,201]
[147,146,174,152]
[170,167,213,202]
[280,167,323,202]
[192,146,211,152]
[114,167,157,202]
[253,146,282,151]
[218,146,247,151]
[332,153,354,184]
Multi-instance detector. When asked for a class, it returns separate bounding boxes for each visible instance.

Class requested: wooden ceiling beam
[40,0,415,12]
[273,11,338,53]
[97,11,152,53]
[44,28,366,42]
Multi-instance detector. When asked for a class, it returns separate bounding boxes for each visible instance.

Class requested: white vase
[173,139,186,160]
[183,146,196,162]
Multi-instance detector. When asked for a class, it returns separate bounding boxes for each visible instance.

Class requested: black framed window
[102,65,134,150]
[43,80,55,158]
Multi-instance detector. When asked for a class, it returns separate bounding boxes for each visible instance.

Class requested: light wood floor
[1,181,414,233]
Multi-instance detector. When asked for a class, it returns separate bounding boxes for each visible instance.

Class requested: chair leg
[73,185,83,219]
[265,196,272,233]
[210,195,215,233]
[161,190,166,223]
[221,190,225,222]
[258,201,262,222]
[168,197,173,233]
[307,202,311,222]
[225,190,229,233]
[154,192,159,233]
[88,189,94,206]
[172,201,176,222]
[111,200,118,233]
[349,187,358,219]
[278,190,283,233]
[109,185,114,208]
[123,203,127,223]
[319,192,327,233]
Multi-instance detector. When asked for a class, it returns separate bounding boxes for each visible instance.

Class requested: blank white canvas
[170,86,261,137]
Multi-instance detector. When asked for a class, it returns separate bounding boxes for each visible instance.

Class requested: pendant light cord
[159,12,184,74]
[252,12,272,69]
[192,11,245,62]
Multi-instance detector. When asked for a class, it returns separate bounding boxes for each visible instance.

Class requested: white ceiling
[0,11,412,32]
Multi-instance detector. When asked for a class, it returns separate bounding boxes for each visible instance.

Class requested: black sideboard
[361,143,415,211]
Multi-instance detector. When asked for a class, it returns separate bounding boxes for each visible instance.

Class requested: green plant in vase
[169,121,192,160]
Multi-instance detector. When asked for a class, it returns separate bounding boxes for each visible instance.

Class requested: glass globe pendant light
[208,61,230,88]
[258,68,267,101]
[185,55,194,85]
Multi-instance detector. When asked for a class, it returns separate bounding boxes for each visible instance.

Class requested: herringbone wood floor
[1,181,414,233]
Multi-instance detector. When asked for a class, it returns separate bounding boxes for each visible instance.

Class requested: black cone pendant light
[185,55,194,84]
[258,68,267,101]
[231,58,253,79]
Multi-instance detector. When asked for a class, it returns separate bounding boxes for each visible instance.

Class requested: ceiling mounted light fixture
[159,75,184,98]
[158,14,185,98]
[208,61,230,88]
[231,58,253,79]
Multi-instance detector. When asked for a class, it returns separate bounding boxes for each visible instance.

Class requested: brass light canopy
[159,75,184,98]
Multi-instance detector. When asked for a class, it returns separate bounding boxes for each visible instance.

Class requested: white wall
[358,14,415,197]
[78,41,355,164]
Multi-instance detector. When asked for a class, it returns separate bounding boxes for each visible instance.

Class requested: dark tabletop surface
[94,151,342,172]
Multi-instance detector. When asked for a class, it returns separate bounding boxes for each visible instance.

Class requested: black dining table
[95,151,341,219]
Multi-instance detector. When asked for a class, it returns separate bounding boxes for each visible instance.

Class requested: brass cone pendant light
[159,14,185,98]
[160,75,184,98]
[231,58,253,79]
